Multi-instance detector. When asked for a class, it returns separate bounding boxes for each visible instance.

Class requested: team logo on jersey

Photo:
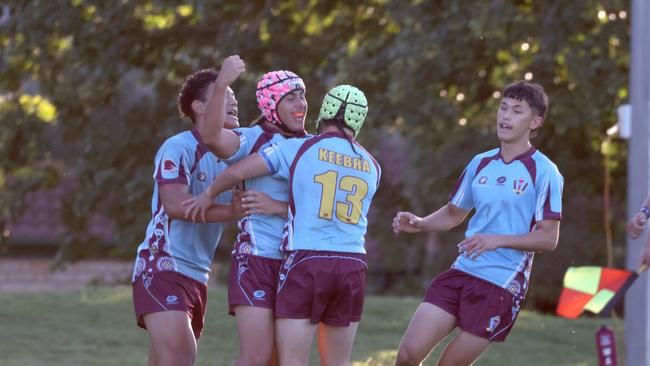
[478,176,488,184]
[496,176,507,185]
[486,315,501,333]
[512,178,528,195]
[166,295,179,304]
[197,172,206,181]
[253,290,266,299]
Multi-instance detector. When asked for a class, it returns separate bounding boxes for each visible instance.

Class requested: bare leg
[143,310,197,366]
[436,330,491,366]
[233,306,276,366]
[317,322,359,366]
[148,344,157,366]
[395,303,457,366]
[276,318,318,366]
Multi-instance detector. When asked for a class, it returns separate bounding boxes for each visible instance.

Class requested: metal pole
[625,0,650,365]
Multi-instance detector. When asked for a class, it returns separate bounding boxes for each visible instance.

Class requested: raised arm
[182,153,272,222]
[199,55,246,159]
[393,202,470,234]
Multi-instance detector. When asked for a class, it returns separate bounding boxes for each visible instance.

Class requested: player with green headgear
[316,84,368,137]
[184,84,381,365]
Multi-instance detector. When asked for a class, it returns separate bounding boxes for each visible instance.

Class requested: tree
[0,0,631,310]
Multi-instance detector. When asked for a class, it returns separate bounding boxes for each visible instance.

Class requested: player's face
[224,87,239,129]
[496,97,541,144]
[277,90,307,132]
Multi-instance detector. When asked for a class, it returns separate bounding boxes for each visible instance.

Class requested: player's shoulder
[466,147,500,167]
[160,130,196,150]
[532,149,562,176]
[473,147,501,160]
[234,124,263,138]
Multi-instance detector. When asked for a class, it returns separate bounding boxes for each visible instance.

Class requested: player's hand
[241,190,288,217]
[230,186,246,220]
[627,211,647,239]
[392,211,422,234]
[457,234,501,260]
[216,55,245,88]
[182,191,213,223]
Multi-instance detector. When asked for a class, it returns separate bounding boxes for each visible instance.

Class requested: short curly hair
[177,69,219,124]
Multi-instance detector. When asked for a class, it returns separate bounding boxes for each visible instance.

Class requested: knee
[157,350,196,366]
[154,340,196,366]
[395,347,423,366]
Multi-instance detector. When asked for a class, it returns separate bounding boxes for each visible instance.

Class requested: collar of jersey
[498,146,536,164]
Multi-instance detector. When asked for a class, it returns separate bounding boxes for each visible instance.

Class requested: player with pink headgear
[190,63,308,365]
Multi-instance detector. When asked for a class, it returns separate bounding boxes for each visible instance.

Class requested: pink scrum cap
[255,70,306,126]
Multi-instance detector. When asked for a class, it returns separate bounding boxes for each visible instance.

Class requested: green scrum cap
[316,85,368,137]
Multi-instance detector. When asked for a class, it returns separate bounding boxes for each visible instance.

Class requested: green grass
[0,286,623,365]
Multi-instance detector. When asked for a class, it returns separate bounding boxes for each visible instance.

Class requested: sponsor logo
[166,295,178,304]
[512,178,528,195]
[496,176,507,185]
[253,290,266,299]
[478,176,488,184]
[198,172,206,181]
[486,315,501,333]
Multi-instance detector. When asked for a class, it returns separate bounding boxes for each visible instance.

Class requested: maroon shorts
[275,250,367,326]
[228,254,283,315]
[423,269,520,342]
[132,271,208,339]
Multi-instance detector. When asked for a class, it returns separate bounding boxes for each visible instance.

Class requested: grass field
[0,286,624,365]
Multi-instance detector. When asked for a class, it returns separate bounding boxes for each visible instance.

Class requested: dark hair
[502,81,548,119]
[502,81,548,137]
[177,69,219,124]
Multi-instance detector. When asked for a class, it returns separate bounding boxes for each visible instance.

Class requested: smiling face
[496,97,542,144]
[224,87,239,129]
[276,90,307,132]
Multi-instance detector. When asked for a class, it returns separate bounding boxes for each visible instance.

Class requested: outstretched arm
[241,190,289,218]
[458,220,560,259]
[182,153,272,222]
[199,55,245,159]
[392,202,470,234]
[159,183,240,222]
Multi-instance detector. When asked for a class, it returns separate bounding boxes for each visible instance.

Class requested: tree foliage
[0,0,631,309]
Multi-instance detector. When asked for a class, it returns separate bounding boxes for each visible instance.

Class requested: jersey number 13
[314,170,369,225]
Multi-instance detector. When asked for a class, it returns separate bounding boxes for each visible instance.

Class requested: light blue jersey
[225,124,303,259]
[449,147,563,299]
[259,131,381,254]
[132,129,231,284]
